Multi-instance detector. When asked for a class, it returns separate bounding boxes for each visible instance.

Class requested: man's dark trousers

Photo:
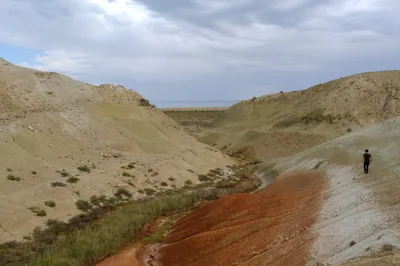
[364,161,370,173]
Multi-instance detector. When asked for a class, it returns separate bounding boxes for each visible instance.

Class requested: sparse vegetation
[50,182,66,187]
[347,128,352,133]
[29,207,47,217]
[7,168,12,172]
[66,176,80,183]
[75,200,92,212]
[160,182,168,187]
[44,201,56,208]
[0,164,256,266]
[139,98,151,106]
[122,172,132,177]
[168,177,175,181]
[151,171,159,177]
[114,188,132,199]
[7,175,20,181]
[144,188,156,196]
[31,171,37,175]
[349,240,356,247]
[60,171,69,177]
[148,168,153,173]
[185,179,193,185]
[198,175,210,182]
[127,162,135,169]
[90,195,108,206]
[77,165,90,173]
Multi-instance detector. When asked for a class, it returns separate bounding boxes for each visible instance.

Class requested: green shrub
[89,195,109,207]
[51,182,66,187]
[7,175,20,181]
[44,201,56,208]
[144,188,156,196]
[139,98,151,106]
[114,188,132,199]
[29,207,47,217]
[76,200,92,212]
[67,176,80,183]
[6,168,12,172]
[60,171,69,177]
[77,165,90,173]
[198,175,210,182]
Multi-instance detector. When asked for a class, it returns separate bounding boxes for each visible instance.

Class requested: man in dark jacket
[363,149,372,174]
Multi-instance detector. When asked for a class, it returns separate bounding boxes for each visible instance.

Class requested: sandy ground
[0,58,234,243]
[162,109,225,135]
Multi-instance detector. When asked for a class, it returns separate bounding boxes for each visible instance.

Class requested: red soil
[159,171,326,266]
[97,171,326,266]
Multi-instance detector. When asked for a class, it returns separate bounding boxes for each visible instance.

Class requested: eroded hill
[197,71,400,161]
[0,58,234,243]
[143,116,400,266]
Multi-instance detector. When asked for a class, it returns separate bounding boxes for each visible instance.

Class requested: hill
[0,58,234,243]
[197,70,400,161]
[143,116,400,266]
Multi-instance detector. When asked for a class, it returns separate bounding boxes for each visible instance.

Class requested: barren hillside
[197,71,400,161]
[139,116,400,266]
[0,58,234,243]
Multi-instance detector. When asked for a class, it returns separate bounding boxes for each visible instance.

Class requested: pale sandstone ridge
[0,58,234,243]
[258,116,400,265]
[197,70,400,161]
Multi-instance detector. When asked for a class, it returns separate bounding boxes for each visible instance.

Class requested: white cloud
[0,0,399,101]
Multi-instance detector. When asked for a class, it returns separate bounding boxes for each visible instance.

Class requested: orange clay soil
[159,171,327,266]
[97,171,327,266]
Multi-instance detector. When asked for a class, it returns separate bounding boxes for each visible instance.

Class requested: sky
[0,0,399,104]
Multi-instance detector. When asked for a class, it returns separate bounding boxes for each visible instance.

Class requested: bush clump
[114,188,132,199]
[76,200,92,212]
[29,206,47,217]
[144,188,156,196]
[139,98,151,106]
[51,182,66,187]
[77,165,90,173]
[44,201,56,208]
[198,175,210,182]
[7,175,21,181]
[67,176,80,183]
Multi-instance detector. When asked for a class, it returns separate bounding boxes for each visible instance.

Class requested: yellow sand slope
[0,58,233,242]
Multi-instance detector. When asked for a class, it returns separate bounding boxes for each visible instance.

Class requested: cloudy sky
[0,0,399,105]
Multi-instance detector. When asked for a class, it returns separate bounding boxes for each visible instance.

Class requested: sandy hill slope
[197,70,400,161]
[161,108,227,134]
[257,116,400,265]
[146,116,400,266]
[0,58,234,243]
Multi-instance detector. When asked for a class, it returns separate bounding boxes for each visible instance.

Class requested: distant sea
[152,100,241,108]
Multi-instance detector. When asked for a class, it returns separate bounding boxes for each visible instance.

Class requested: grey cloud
[0,0,399,102]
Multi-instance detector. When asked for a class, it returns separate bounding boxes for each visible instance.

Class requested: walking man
[363,149,372,174]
